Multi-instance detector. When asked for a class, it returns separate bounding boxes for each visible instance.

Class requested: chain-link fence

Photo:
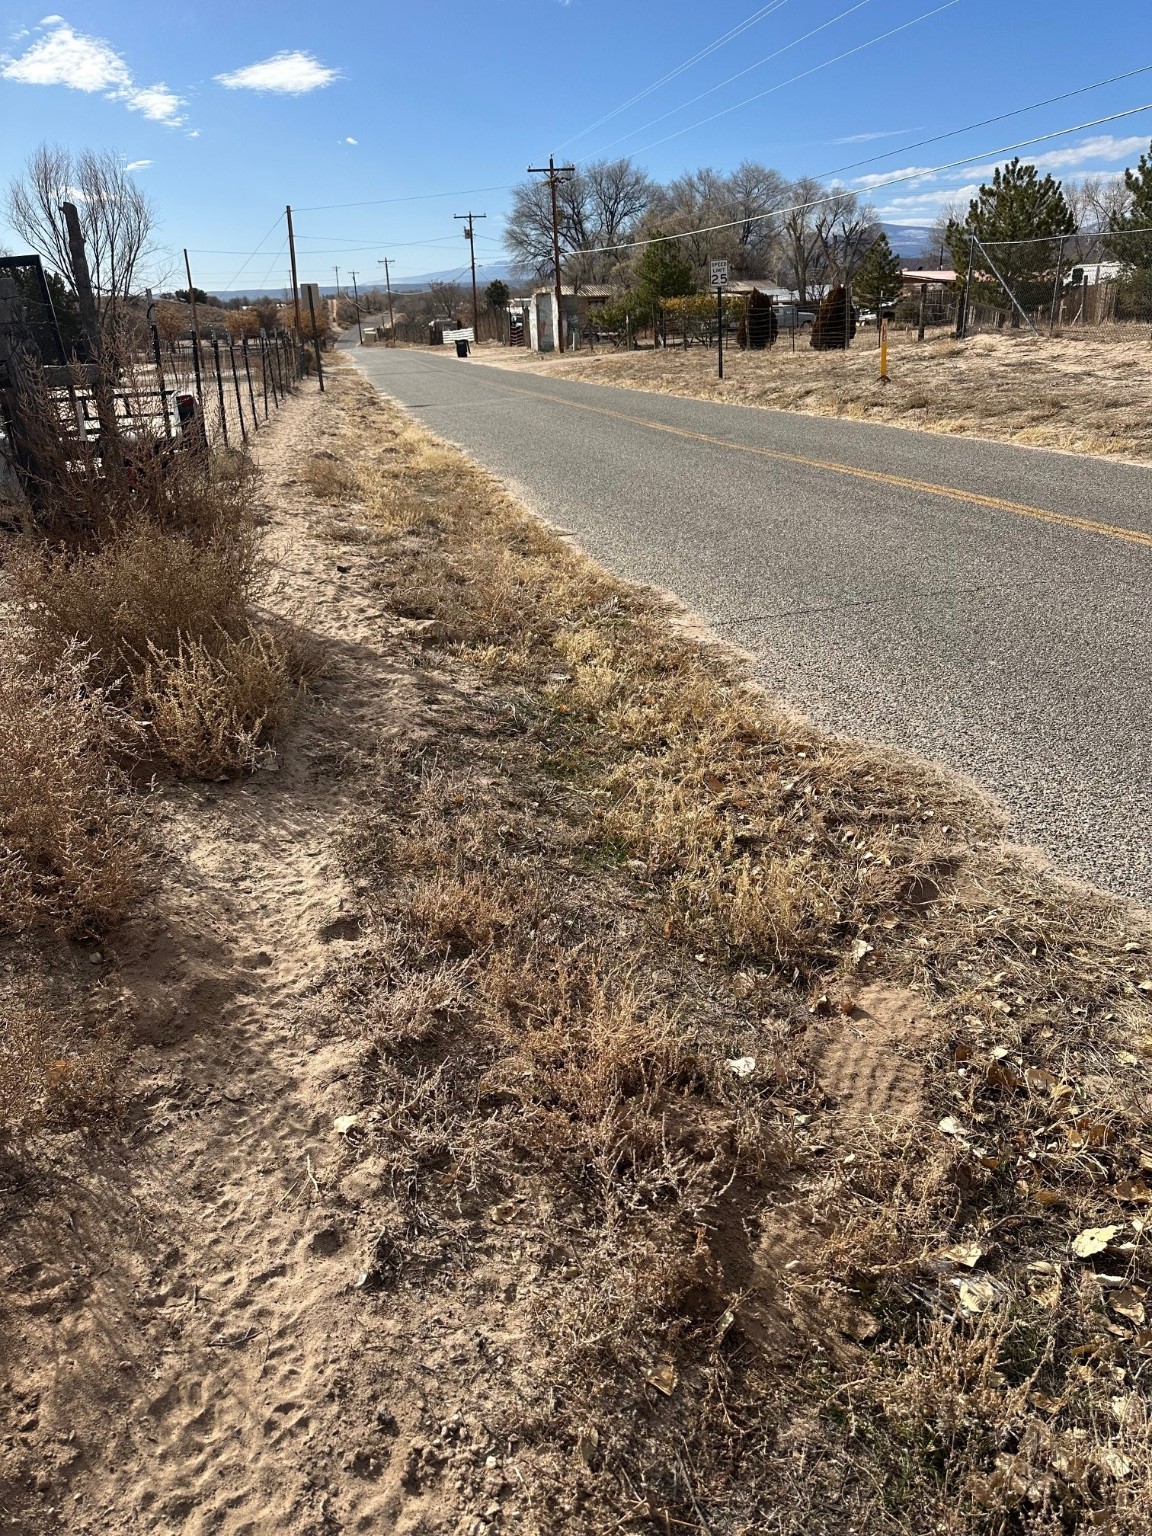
[957,226,1152,338]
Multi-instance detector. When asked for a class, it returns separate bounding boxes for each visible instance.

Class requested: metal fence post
[1049,235,1068,338]
[150,322,173,438]
[241,335,259,427]
[210,333,229,445]
[227,334,247,442]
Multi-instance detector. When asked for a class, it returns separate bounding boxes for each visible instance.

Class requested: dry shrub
[301,451,358,502]
[0,978,123,1133]
[137,630,299,776]
[0,652,142,936]
[10,515,259,684]
[5,373,312,778]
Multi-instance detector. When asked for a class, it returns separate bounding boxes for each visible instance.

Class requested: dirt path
[1,381,443,1535]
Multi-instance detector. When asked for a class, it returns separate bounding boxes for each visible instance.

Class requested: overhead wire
[612,0,963,160]
[556,0,795,151]
[210,211,285,295]
[571,101,1152,254]
[582,0,875,160]
[812,60,1152,186]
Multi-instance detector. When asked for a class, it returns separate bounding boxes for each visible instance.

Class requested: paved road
[345,344,1152,907]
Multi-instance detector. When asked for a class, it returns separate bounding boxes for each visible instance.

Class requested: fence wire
[959,226,1152,338]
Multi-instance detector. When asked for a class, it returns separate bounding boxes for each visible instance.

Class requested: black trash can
[455,338,470,358]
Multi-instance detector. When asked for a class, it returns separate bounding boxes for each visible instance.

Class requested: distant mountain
[881,222,937,259]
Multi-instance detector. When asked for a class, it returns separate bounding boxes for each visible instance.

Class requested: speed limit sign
[709,259,729,288]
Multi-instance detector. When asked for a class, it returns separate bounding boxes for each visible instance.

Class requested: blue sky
[1,0,1150,291]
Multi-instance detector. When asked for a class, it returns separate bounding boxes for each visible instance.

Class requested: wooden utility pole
[377,257,395,336]
[528,157,575,353]
[62,202,102,364]
[349,269,364,343]
[454,212,487,340]
[286,204,303,339]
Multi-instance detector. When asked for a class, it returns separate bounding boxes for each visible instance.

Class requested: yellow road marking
[488,377,1152,553]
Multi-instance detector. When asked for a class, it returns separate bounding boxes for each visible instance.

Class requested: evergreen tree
[484,279,510,312]
[632,235,695,310]
[946,158,1074,325]
[810,285,855,350]
[1109,141,1152,271]
[853,233,904,314]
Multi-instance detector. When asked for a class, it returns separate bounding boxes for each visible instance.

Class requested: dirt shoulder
[4,364,1152,1536]
[470,330,1152,463]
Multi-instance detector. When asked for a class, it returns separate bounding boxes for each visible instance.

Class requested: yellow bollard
[879,316,890,384]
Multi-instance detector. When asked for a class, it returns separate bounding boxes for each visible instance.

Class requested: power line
[557,0,795,151]
[813,60,1152,187]
[618,0,963,161]
[212,212,285,295]
[583,0,875,161]
[293,183,515,214]
[573,100,1152,255]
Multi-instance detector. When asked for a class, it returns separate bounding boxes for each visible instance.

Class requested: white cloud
[856,164,938,190]
[125,158,153,171]
[215,50,338,94]
[834,127,921,145]
[123,82,184,124]
[0,16,187,125]
[1,18,130,91]
[345,135,357,144]
[857,134,1147,200]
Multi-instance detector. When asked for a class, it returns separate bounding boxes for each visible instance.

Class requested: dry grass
[4,382,308,779]
[316,364,1152,1534]
[0,649,142,936]
[137,629,301,777]
[485,330,1152,461]
[0,973,124,1135]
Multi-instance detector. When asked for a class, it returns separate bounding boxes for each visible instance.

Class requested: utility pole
[349,269,364,343]
[333,265,341,298]
[286,204,302,339]
[454,212,487,340]
[377,257,395,336]
[528,156,575,353]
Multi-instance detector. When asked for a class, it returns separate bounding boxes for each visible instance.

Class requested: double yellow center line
[488,376,1152,553]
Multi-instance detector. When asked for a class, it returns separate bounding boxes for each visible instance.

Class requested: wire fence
[957,226,1152,339]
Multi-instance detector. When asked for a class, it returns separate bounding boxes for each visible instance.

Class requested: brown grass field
[2,361,1152,1535]
[481,329,1152,462]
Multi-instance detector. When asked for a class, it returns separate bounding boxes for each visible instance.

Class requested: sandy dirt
[471,330,1152,462]
[0,382,484,1535]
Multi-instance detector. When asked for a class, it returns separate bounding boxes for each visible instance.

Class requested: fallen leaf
[703,772,725,794]
[849,939,873,965]
[1072,1226,1121,1259]
[726,1056,756,1080]
[987,1061,1025,1091]
[1024,1067,1059,1092]
[958,1276,996,1313]
[1109,1290,1146,1325]
[938,1116,965,1137]
[644,1361,678,1396]
[1113,1181,1152,1203]
[576,1429,599,1468]
[942,1241,985,1268]
[1097,1448,1132,1480]
[487,1201,519,1224]
[333,1114,361,1135]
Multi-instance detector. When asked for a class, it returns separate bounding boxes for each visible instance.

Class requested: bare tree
[6,144,158,335]
[778,177,828,304]
[1066,173,1130,232]
[813,187,879,286]
[504,158,655,287]
[428,281,465,318]
[920,201,964,268]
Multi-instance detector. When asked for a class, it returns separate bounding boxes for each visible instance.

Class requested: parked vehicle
[775,304,815,329]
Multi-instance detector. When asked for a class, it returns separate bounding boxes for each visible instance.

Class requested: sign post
[710,259,729,380]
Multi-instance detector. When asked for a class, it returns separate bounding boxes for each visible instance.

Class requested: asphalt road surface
[345,343,1152,909]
